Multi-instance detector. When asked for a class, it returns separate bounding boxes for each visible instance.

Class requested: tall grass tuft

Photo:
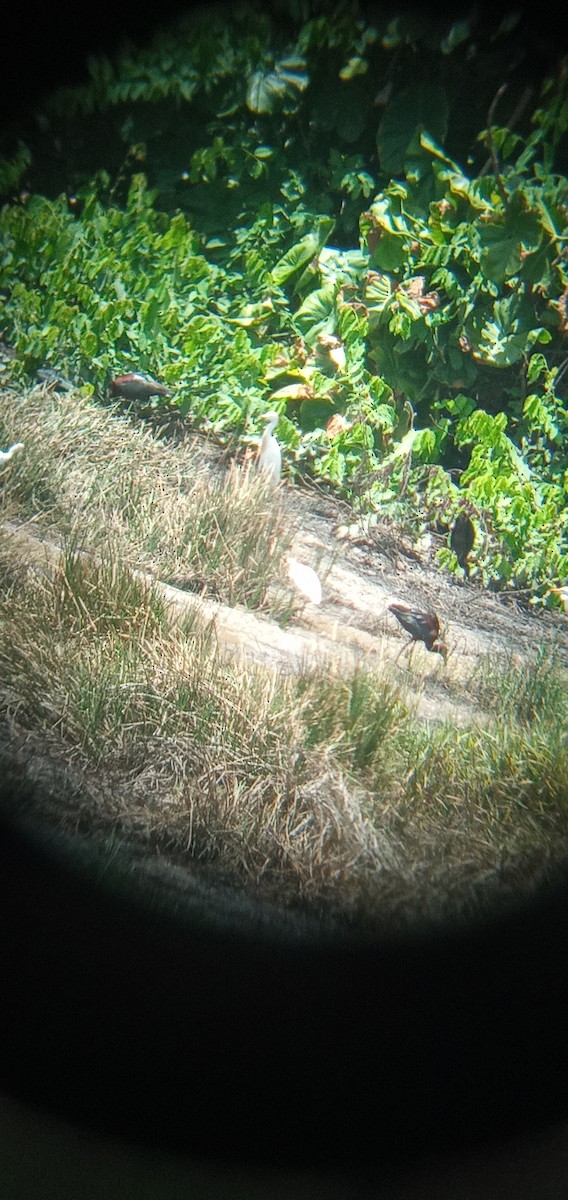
[0,387,296,614]
[469,648,568,728]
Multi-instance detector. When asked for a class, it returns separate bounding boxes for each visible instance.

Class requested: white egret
[257,411,282,484]
[287,557,322,605]
[0,442,24,465]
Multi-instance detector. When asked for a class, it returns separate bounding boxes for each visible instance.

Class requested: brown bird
[450,513,475,577]
[388,603,448,662]
[108,372,171,402]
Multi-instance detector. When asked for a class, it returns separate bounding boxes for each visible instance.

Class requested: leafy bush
[1,1,567,596]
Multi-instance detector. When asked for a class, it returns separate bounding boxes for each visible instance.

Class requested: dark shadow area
[2,775,568,1176]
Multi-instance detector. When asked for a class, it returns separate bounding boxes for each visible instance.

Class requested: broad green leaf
[246,55,307,115]
[247,70,287,115]
[367,194,410,235]
[271,221,334,287]
[299,398,335,431]
[293,283,336,339]
[377,83,449,175]
[364,272,393,313]
[478,197,542,284]
[270,383,312,401]
[371,233,407,271]
[276,57,309,90]
[412,428,438,459]
[440,19,471,54]
[526,353,549,384]
[80,330,98,357]
[339,56,369,81]
[318,246,368,286]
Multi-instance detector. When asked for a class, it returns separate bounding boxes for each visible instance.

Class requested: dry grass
[2,383,568,928]
[0,532,393,908]
[0,384,295,614]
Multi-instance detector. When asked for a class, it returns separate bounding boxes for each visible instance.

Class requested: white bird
[0,441,24,465]
[257,411,282,483]
[287,557,322,605]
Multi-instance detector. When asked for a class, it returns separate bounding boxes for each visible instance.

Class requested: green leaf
[293,284,336,340]
[339,56,368,81]
[246,70,286,114]
[318,246,368,287]
[80,330,98,357]
[440,19,471,54]
[269,383,312,402]
[246,55,308,114]
[412,428,438,460]
[372,233,408,271]
[478,196,543,284]
[277,56,309,91]
[471,295,552,368]
[364,272,393,314]
[526,353,549,384]
[271,221,334,287]
[299,398,335,431]
[377,83,449,175]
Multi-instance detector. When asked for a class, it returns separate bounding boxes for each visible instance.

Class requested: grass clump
[0,385,296,616]
[469,648,568,729]
[0,534,389,905]
[296,665,408,773]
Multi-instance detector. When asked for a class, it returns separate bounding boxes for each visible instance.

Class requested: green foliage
[0,177,279,426]
[0,142,31,194]
[1,2,567,596]
[246,55,309,114]
[377,82,449,174]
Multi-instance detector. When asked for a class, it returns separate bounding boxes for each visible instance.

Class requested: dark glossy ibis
[388,603,448,663]
[450,513,475,577]
[108,373,172,402]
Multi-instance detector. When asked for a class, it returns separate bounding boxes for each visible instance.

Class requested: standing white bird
[0,442,24,465]
[257,411,282,484]
[287,557,322,605]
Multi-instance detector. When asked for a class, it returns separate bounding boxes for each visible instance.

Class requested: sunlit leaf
[271,221,334,287]
[440,19,471,54]
[293,283,336,340]
[339,56,368,81]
